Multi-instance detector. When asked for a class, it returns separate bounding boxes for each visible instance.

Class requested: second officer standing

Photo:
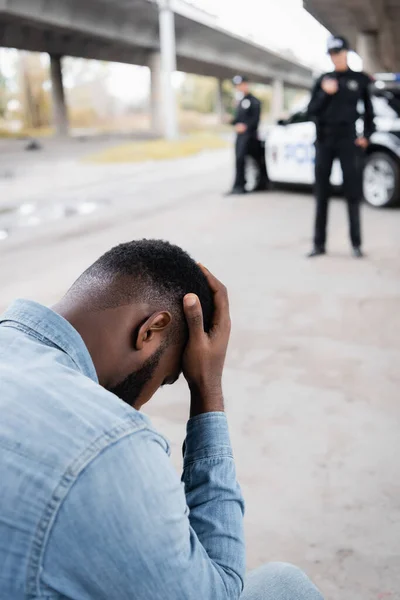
[227,76,266,195]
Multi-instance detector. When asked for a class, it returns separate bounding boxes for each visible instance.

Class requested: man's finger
[198,264,230,332]
[183,294,204,337]
[198,264,224,293]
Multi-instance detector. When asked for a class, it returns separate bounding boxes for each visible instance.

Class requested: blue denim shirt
[0,300,245,600]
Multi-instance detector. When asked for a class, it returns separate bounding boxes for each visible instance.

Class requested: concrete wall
[304,0,398,73]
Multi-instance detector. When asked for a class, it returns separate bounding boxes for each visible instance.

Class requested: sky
[190,0,330,67]
[188,0,361,71]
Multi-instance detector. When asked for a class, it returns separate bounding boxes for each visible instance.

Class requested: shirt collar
[0,299,98,383]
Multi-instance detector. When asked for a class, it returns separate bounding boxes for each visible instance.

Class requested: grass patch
[0,127,54,139]
[0,129,22,139]
[84,133,228,164]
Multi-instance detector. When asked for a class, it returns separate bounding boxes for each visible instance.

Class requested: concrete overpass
[304,0,399,74]
[0,0,314,138]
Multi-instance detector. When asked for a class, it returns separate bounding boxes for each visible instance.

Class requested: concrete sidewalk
[1,147,400,600]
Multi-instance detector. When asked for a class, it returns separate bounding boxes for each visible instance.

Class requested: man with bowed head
[0,239,324,600]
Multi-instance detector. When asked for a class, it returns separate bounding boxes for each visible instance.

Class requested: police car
[262,74,400,208]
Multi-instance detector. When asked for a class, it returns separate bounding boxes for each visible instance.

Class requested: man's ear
[135,312,172,351]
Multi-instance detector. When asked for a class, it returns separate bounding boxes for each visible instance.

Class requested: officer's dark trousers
[314,137,363,249]
[234,133,263,190]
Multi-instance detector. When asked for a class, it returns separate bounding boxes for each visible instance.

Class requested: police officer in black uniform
[227,75,268,195]
[307,36,375,258]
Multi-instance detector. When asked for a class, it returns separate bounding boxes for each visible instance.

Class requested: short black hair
[69,239,214,334]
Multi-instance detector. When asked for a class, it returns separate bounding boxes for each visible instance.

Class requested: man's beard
[109,346,165,407]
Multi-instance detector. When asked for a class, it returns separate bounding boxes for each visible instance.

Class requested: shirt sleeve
[363,75,375,139]
[307,76,332,118]
[41,415,245,600]
[247,98,261,131]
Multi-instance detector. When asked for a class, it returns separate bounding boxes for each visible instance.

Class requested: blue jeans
[242,563,323,600]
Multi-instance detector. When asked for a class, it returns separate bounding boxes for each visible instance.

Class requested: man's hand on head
[182,266,231,417]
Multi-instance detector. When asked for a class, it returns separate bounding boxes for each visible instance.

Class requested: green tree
[63,58,115,127]
[222,79,235,117]
[178,74,217,114]
[19,52,51,128]
[0,70,7,118]
[63,57,111,87]
[252,84,272,118]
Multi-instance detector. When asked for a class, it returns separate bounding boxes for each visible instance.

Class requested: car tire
[245,156,259,192]
[363,151,400,208]
[245,156,270,192]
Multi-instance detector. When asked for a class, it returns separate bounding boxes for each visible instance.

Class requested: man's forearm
[182,413,246,596]
[307,82,332,118]
[363,96,375,139]
[180,268,242,595]
[189,384,224,417]
[308,91,327,117]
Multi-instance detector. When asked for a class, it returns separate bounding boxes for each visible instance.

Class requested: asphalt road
[1,141,400,600]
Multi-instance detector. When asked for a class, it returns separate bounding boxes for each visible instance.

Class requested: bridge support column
[156,0,178,140]
[150,52,163,136]
[271,78,284,122]
[215,78,224,124]
[50,54,68,137]
[356,32,382,74]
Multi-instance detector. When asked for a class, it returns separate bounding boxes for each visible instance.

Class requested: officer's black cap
[232,75,249,85]
[327,35,350,54]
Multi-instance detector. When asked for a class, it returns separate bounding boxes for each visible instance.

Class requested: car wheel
[363,151,400,207]
[245,156,259,192]
[245,156,270,192]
